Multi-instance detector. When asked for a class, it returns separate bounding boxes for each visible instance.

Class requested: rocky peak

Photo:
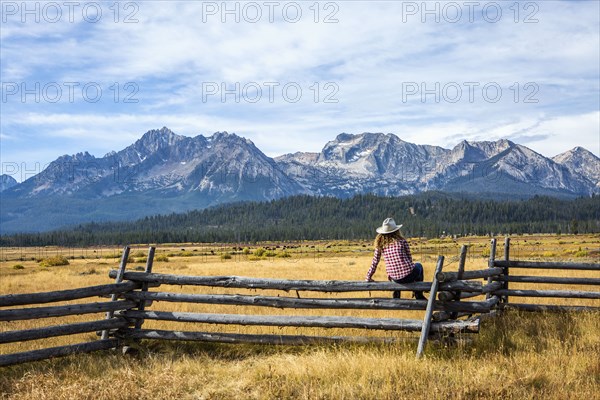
[553,146,598,164]
[449,140,489,163]
[117,127,187,165]
[209,131,252,145]
[53,151,95,163]
[553,147,600,187]
[469,139,514,158]
[135,127,183,150]
[274,151,320,164]
[0,174,18,192]
[209,131,231,140]
[320,132,398,163]
[206,131,265,161]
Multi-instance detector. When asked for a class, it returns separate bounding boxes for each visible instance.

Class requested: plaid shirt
[366,238,415,281]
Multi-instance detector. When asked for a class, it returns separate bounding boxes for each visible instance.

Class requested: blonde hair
[374,230,404,250]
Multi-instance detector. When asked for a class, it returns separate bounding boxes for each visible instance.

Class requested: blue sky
[1,0,599,181]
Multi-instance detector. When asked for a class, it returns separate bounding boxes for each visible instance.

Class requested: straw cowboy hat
[376,218,403,234]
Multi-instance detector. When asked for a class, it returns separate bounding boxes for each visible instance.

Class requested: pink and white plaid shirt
[366,238,415,281]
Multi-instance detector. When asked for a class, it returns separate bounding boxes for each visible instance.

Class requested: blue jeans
[391,263,424,298]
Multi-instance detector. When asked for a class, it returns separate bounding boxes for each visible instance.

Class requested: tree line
[1,192,598,247]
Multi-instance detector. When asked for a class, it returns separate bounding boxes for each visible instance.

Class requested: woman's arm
[365,248,381,281]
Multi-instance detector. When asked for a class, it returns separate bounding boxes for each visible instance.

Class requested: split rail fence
[1,238,598,367]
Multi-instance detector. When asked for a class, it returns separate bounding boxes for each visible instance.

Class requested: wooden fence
[1,238,598,367]
[0,249,138,367]
[488,238,600,312]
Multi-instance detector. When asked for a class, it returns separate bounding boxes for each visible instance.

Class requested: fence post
[134,246,155,331]
[502,237,510,304]
[449,245,468,319]
[119,246,156,354]
[486,239,497,300]
[101,246,130,340]
[416,255,444,359]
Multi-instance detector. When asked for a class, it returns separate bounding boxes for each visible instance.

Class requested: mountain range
[1,127,598,233]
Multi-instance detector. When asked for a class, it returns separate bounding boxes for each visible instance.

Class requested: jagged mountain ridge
[1,128,598,233]
[275,133,597,196]
[8,127,303,200]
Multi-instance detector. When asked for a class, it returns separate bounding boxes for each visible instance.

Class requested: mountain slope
[1,128,597,233]
[553,147,600,191]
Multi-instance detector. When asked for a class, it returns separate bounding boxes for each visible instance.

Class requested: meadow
[0,234,599,399]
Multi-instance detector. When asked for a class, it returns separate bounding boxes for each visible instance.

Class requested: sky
[1,0,599,182]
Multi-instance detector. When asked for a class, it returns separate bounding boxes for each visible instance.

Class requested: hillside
[2,193,598,246]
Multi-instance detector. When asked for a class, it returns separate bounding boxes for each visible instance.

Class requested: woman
[365,218,426,300]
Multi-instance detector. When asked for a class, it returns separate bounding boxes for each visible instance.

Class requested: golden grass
[0,234,599,399]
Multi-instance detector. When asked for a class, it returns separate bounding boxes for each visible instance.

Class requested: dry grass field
[0,234,599,399]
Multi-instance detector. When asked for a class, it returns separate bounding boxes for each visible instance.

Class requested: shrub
[136,257,147,263]
[254,248,266,257]
[155,254,169,262]
[221,253,232,260]
[133,266,145,271]
[12,264,24,270]
[132,250,146,258]
[243,247,251,255]
[265,250,277,257]
[248,255,263,261]
[39,255,70,267]
[276,252,291,258]
[79,268,98,275]
[180,251,194,257]
[103,253,121,259]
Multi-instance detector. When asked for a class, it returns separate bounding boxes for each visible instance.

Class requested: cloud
[1,0,599,174]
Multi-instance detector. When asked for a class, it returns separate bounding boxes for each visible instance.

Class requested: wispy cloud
[2,0,599,180]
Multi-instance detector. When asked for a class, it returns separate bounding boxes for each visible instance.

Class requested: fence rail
[493,289,600,299]
[0,300,137,322]
[0,318,128,344]
[107,271,483,292]
[120,310,480,333]
[436,267,504,282]
[118,329,406,346]
[0,282,141,307]
[493,260,599,270]
[0,339,119,368]
[121,291,497,313]
[493,275,600,285]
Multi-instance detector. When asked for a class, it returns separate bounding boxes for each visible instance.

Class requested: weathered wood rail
[1,238,598,367]
[0,281,140,307]
[107,271,483,292]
